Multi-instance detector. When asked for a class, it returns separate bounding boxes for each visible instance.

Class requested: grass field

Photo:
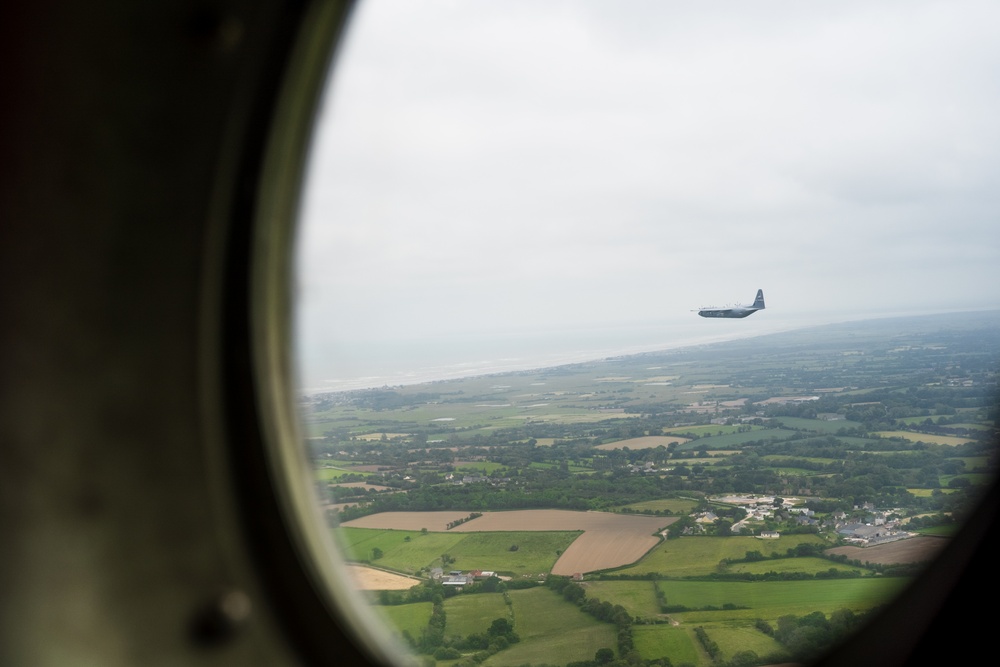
[913,525,958,537]
[482,587,619,666]
[454,461,510,474]
[777,417,864,433]
[378,602,432,640]
[336,527,465,573]
[661,578,907,623]
[704,623,786,662]
[315,467,360,480]
[727,556,869,576]
[623,498,699,514]
[448,531,581,576]
[664,425,756,436]
[616,535,828,577]
[443,593,510,638]
[633,625,704,666]
[677,429,794,450]
[583,581,661,619]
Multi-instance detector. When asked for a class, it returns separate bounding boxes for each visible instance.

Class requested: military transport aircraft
[698,289,766,318]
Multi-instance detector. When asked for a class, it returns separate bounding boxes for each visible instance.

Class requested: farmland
[616,535,828,577]
[483,587,619,666]
[302,312,999,666]
[343,510,671,575]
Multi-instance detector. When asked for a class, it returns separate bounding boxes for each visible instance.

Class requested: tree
[488,618,513,637]
[371,547,383,560]
[595,647,615,664]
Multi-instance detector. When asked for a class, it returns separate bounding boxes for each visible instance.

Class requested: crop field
[343,510,672,575]
[443,593,510,638]
[582,580,661,619]
[633,625,703,665]
[874,431,975,446]
[660,578,908,622]
[825,536,948,565]
[664,424,753,436]
[346,564,422,590]
[623,498,699,514]
[595,435,690,450]
[447,531,581,576]
[336,527,465,573]
[616,535,828,577]
[727,556,869,576]
[483,587,619,666]
[378,601,432,639]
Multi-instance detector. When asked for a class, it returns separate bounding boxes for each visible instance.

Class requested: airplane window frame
[236,3,999,667]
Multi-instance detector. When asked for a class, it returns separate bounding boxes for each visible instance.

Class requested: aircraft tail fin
[752,289,765,309]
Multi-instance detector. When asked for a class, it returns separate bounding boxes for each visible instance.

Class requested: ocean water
[295,312,833,393]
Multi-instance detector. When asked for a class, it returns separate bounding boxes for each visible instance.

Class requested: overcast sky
[295,0,1000,390]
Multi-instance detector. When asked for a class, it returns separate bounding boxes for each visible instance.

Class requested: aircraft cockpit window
[282,2,1000,665]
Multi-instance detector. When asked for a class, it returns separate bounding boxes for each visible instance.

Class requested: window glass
[295,2,999,665]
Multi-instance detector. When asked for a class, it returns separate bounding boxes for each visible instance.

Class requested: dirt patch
[346,565,421,590]
[825,536,948,565]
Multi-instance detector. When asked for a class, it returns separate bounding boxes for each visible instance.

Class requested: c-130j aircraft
[698,289,766,318]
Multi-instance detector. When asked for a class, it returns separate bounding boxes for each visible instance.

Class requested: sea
[296,310,875,394]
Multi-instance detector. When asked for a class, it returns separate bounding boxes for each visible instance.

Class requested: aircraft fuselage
[697,289,765,319]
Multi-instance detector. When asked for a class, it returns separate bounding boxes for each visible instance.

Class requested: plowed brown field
[342,510,675,574]
[825,536,948,565]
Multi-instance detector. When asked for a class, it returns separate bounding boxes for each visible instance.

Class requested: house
[442,573,474,587]
[759,531,780,539]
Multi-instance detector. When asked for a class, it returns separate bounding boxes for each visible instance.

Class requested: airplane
[698,289,766,318]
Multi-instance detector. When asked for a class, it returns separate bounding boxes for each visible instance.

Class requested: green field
[727,556,870,576]
[454,462,510,474]
[315,467,359,480]
[336,528,465,573]
[444,593,510,638]
[665,424,756,436]
[482,587,619,666]
[633,625,704,665]
[913,525,958,537]
[955,456,989,469]
[678,429,793,450]
[583,581,661,619]
[777,417,864,433]
[661,578,907,623]
[336,527,582,576]
[378,602,433,640]
[623,498,699,514]
[704,623,786,662]
[448,531,582,576]
[617,535,828,577]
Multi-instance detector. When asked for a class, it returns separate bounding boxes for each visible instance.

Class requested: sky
[294,0,1000,391]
